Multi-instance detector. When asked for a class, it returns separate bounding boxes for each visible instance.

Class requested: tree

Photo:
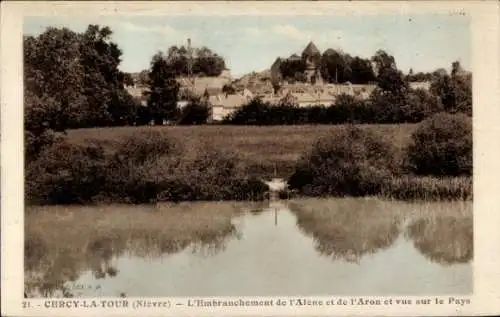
[178,98,211,125]
[279,59,306,81]
[146,52,180,124]
[24,24,139,129]
[430,61,472,116]
[371,50,396,75]
[349,57,376,84]
[165,45,226,77]
[320,49,352,84]
[404,112,472,176]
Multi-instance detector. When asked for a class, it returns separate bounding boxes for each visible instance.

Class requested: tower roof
[302,41,321,57]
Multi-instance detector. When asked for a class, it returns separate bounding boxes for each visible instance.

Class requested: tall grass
[381,175,472,201]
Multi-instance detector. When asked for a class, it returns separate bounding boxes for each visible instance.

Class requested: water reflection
[25,203,244,297]
[406,215,473,265]
[288,198,402,263]
[25,199,473,297]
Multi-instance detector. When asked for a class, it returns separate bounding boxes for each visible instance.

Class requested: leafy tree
[146,52,180,124]
[24,24,139,129]
[279,59,306,81]
[288,126,397,196]
[165,45,226,77]
[430,61,472,116]
[349,57,376,84]
[371,50,396,76]
[178,98,211,125]
[320,49,352,83]
[404,112,472,176]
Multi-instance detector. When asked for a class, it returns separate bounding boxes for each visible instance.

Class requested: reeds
[381,175,472,201]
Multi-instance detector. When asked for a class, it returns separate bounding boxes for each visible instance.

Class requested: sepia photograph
[21,8,475,300]
[5,1,500,316]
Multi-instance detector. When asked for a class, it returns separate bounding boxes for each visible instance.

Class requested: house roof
[302,41,321,57]
[209,94,250,109]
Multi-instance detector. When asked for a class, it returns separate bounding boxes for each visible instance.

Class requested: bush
[404,112,472,176]
[26,132,271,205]
[107,133,184,203]
[288,126,397,196]
[25,130,64,164]
[223,97,272,125]
[178,100,211,125]
[25,140,109,205]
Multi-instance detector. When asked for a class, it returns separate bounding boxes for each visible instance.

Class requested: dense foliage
[144,52,180,124]
[165,45,226,77]
[287,126,397,196]
[178,98,211,125]
[404,112,472,176]
[24,25,140,131]
[25,132,269,205]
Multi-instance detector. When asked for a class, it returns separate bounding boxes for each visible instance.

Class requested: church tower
[302,41,322,85]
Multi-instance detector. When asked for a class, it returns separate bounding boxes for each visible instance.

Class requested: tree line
[24,24,472,135]
[226,56,472,125]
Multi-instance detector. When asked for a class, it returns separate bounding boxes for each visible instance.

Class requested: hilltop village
[126,41,432,122]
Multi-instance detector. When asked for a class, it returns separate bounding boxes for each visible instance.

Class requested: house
[208,93,253,121]
[409,81,431,91]
[293,92,335,107]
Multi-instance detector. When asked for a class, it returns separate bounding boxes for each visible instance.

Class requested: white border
[2,1,500,316]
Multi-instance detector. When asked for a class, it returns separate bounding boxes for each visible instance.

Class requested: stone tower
[302,41,322,85]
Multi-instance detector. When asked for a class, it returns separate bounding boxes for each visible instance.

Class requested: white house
[209,93,253,121]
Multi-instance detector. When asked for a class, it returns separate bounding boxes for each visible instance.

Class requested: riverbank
[25,124,471,205]
[279,176,472,202]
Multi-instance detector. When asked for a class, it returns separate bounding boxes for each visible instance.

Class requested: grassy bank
[26,123,471,204]
[66,124,418,179]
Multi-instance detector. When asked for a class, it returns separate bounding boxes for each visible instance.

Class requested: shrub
[25,130,64,164]
[328,94,374,124]
[107,133,184,203]
[404,112,472,176]
[401,88,443,123]
[288,126,397,196]
[25,140,109,205]
[223,97,271,125]
[113,131,183,165]
[178,99,211,125]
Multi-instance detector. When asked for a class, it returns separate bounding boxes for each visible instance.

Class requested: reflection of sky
[71,205,472,297]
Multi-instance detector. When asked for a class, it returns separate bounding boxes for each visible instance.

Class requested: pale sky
[24,14,470,78]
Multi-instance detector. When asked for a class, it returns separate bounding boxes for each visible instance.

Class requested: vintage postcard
[1,1,500,316]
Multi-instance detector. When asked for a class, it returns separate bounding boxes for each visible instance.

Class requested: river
[24,197,472,298]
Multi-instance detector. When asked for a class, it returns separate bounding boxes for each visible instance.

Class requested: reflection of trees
[25,217,240,298]
[405,215,473,265]
[289,199,402,263]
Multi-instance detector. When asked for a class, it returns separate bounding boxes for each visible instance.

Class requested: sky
[24,14,470,78]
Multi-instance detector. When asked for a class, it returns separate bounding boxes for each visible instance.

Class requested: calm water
[25,198,473,297]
